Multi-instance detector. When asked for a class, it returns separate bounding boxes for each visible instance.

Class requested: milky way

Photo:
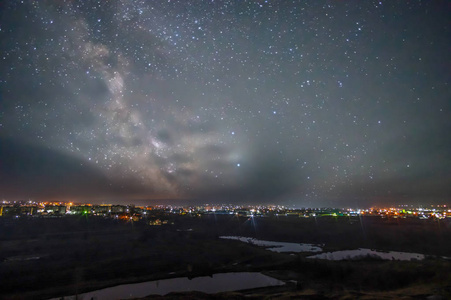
[0,1,450,206]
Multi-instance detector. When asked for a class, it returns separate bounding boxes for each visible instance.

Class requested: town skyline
[1,1,450,207]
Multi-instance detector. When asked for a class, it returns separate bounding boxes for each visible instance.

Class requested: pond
[220,236,323,253]
[50,272,285,300]
[307,248,425,261]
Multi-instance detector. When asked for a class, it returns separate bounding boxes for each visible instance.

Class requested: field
[1,213,450,299]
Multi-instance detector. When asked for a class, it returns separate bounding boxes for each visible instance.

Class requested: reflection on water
[51,272,285,300]
[220,236,323,252]
[307,248,425,261]
[219,236,425,261]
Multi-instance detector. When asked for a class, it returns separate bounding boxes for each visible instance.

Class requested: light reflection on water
[219,236,426,261]
[220,236,323,252]
[307,248,425,261]
[50,272,285,300]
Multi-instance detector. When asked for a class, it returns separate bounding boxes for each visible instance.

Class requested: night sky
[0,1,450,206]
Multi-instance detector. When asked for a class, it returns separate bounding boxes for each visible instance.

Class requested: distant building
[111,205,126,213]
[93,205,111,214]
[44,205,66,215]
[69,205,91,214]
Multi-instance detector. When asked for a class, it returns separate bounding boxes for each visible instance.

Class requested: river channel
[50,272,285,300]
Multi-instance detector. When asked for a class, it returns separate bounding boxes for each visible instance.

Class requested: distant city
[1,200,449,221]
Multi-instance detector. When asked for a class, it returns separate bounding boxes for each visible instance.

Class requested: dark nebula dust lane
[0,1,450,206]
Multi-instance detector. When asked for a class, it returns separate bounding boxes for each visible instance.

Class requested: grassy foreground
[1,214,450,299]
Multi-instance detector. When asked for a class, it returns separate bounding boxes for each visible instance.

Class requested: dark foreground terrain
[1,213,450,299]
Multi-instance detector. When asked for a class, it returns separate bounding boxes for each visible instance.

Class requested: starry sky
[0,0,450,206]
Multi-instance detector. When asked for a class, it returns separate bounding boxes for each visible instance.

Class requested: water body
[50,272,285,300]
[220,236,323,253]
[307,248,425,261]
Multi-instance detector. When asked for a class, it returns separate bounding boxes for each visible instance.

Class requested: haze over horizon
[0,1,450,207]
